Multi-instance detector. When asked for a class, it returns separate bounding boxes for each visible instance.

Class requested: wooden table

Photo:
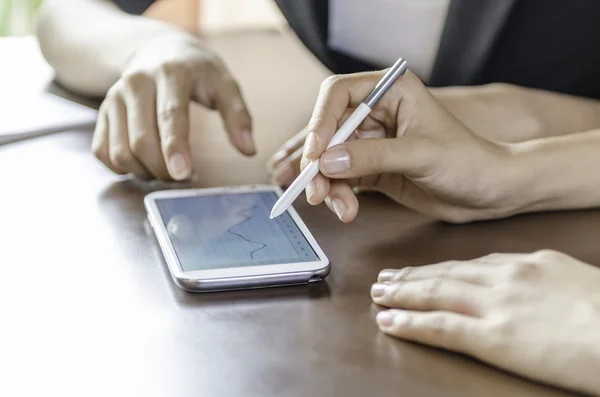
[0,32,593,397]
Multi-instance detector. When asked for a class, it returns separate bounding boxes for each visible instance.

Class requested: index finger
[302,72,384,163]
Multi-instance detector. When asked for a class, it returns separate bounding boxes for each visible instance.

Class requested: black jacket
[115,0,600,99]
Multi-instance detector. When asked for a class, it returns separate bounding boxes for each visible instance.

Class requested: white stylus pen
[270,58,408,219]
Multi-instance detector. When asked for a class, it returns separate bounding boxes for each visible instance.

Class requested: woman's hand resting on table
[279,70,526,223]
[371,250,600,396]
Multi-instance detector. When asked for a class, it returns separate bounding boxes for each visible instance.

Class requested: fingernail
[331,198,345,220]
[242,129,256,154]
[305,132,319,157]
[168,153,190,180]
[274,164,294,187]
[305,181,318,204]
[376,311,394,327]
[378,270,396,282]
[321,148,350,175]
[371,283,387,298]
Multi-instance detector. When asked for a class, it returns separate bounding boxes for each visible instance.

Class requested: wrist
[492,138,569,217]
[125,29,211,75]
[477,141,538,219]
[120,16,203,74]
[503,134,599,215]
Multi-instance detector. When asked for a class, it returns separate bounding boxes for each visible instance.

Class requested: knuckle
[160,134,182,155]
[97,101,109,117]
[109,145,134,169]
[486,314,515,340]
[200,55,224,75]
[92,141,107,161]
[425,314,449,339]
[300,156,310,170]
[279,142,296,157]
[91,128,107,159]
[129,134,149,156]
[481,252,504,261]
[480,316,517,353]
[441,261,460,277]
[424,278,443,305]
[388,283,404,302]
[392,266,413,281]
[105,82,123,101]
[306,117,321,136]
[425,278,443,295]
[224,76,242,93]
[399,70,424,91]
[403,69,419,82]
[387,311,412,333]
[408,71,428,90]
[216,71,242,95]
[529,249,563,262]
[364,140,387,174]
[493,285,519,306]
[157,101,186,122]
[122,72,152,93]
[320,74,346,92]
[157,62,184,77]
[410,137,441,167]
[505,260,541,282]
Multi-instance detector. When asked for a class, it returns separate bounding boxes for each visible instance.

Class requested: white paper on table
[0,92,98,145]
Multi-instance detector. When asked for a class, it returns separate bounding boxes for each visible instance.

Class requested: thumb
[319,137,432,179]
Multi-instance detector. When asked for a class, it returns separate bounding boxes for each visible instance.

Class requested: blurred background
[1,0,43,36]
[0,0,285,36]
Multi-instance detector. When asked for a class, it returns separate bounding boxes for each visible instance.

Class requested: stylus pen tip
[270,207,282,219]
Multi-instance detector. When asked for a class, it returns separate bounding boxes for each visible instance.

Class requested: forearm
[432,83,600,143]
[36,0,187,96]
[504,128,600,214]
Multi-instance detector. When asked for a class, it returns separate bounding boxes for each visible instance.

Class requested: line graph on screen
[157,192,319,270]
[226,204,268,259]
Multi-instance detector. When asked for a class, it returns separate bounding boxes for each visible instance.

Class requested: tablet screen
[155,192,319,271]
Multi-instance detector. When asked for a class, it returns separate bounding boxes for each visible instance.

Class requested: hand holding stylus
[270,58,408,219]
[295,67,521,224]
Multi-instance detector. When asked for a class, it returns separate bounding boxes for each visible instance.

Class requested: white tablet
[144,185,330,292]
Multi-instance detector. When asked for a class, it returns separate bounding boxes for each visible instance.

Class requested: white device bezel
[144,184,329,282]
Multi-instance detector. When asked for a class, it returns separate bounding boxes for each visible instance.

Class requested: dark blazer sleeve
[112,0,157,15]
